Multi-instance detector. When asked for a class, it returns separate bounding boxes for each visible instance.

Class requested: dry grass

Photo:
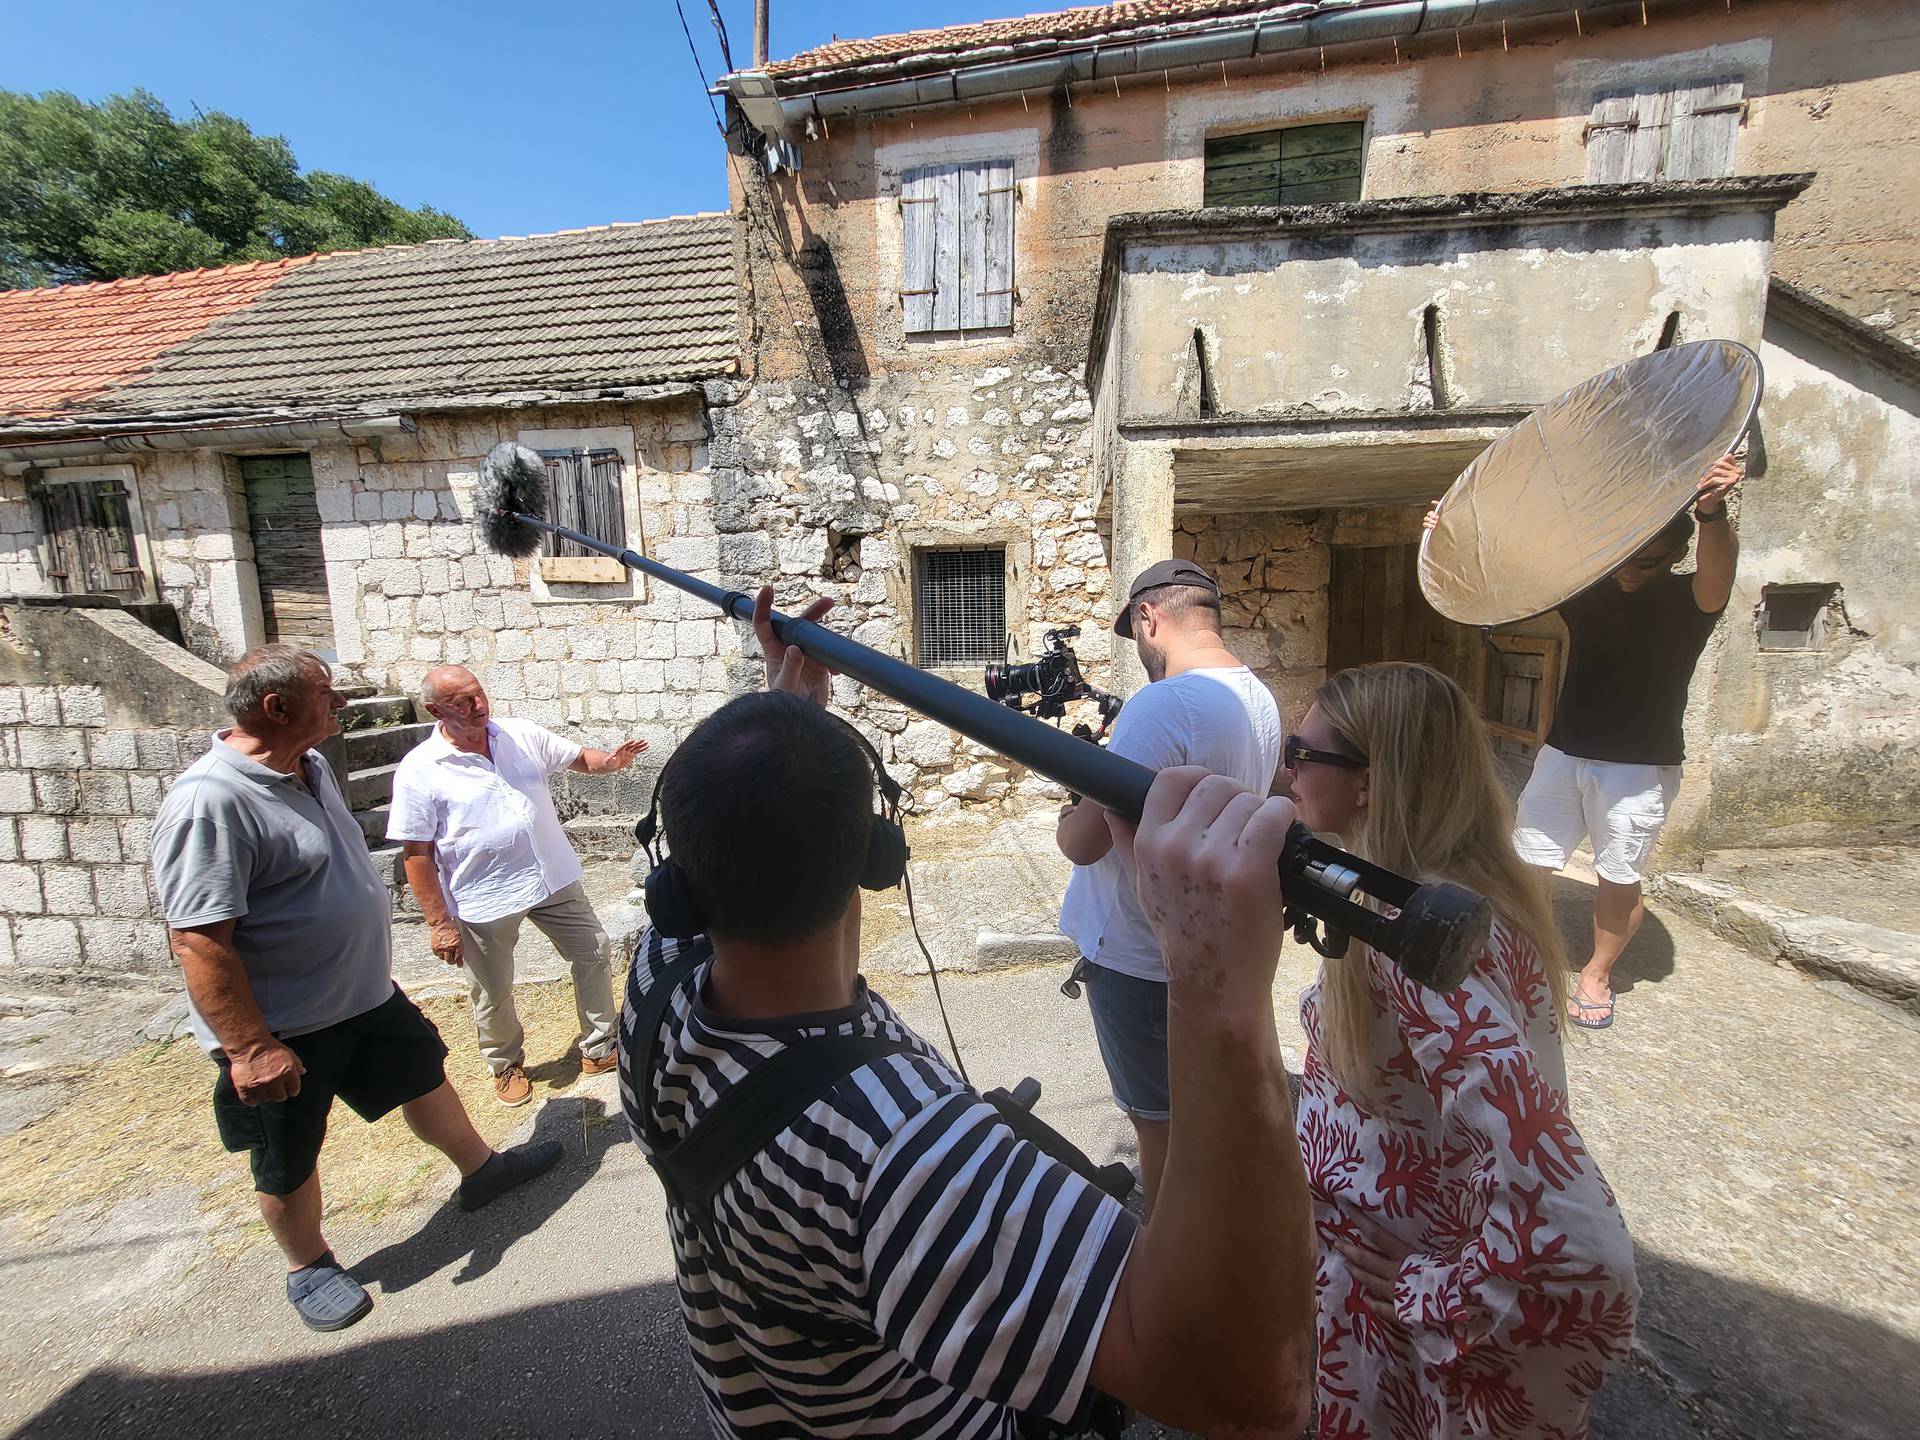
[0,982,609,1241]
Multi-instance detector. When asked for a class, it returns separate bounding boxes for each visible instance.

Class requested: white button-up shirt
[386,717,585,925]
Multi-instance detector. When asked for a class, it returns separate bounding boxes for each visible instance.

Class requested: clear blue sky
[2,0,1007,239]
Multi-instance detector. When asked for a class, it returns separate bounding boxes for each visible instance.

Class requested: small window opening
[1758,583,1837,652]
[1656,311,1683,350]
[1422,304,1451,408]
[1192,329,1218,417]
[913,546,1006,667]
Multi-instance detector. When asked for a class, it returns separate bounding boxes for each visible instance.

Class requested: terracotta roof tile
[0,215,738,429]
[0,257,317,419]
[764,0,1288,79]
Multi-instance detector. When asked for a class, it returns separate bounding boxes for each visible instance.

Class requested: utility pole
[754,0,769,66]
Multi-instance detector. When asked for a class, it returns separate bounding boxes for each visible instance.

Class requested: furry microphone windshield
[475,441,549,557]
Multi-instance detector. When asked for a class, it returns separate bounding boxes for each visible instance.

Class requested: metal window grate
[539,448,626,558]
[914,547,1006,667]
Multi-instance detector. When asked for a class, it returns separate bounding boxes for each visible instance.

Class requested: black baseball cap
[1113,558,1221,638]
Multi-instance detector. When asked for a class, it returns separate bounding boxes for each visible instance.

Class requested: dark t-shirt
[1545,571,1722,766]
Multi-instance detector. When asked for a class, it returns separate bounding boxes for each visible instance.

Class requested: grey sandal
[1569,989,1615,1030]
[286,1252,373,1332]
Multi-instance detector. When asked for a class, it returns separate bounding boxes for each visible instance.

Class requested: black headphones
[633,712,910,940]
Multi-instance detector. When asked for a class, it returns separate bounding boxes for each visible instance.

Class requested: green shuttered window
[1203,121,1366,207]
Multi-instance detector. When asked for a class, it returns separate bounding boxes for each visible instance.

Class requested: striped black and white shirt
[619,929,1137,1439]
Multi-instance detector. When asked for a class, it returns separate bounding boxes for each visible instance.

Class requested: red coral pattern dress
[1299,919,1639,1439]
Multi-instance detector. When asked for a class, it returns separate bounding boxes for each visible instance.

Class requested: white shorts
[1513,744,1682,885]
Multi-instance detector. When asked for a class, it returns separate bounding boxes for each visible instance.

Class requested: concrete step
[339,694,414,731]
[345,721,434,771]
[347,763,400,811]
[563,816,642,860]
[334,682,378,702]
[355,803,391,845]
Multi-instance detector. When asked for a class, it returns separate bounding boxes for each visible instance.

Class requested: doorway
[239,454,336,658]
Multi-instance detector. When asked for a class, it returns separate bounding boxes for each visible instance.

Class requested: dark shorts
[211,986,448,1196]
[1083,963,1170,1122]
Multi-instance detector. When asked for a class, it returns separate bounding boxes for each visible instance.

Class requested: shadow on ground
[356,1096,616,1293]
[1550,872,1678,996]
[19,1248,1916,1440]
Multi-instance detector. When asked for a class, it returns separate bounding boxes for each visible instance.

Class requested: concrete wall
[1694,313,1920,846]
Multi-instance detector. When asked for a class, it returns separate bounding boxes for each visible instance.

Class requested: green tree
[0,89,471,287]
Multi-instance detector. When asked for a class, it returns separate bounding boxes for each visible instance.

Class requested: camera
[984,626,1122,738]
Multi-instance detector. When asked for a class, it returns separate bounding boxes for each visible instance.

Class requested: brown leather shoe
[493,1064,533,1107]
[578,1050,618,1077]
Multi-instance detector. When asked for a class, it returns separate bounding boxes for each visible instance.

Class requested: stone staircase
[320,682,433,914]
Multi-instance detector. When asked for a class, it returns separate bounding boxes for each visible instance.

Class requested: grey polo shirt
[151,734,395,1055]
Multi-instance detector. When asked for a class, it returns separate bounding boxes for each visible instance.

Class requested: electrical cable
[901,867,970,1088]
[673,0,728,137]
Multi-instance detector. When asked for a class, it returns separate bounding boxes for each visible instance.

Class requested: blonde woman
[1284,662,1638,1440]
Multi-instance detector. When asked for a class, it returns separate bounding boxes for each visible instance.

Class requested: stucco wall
[1696,315,1920,846]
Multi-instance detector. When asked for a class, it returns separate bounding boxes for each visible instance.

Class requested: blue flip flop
[286,1252,373,1332]
[1569,989,1615,1030]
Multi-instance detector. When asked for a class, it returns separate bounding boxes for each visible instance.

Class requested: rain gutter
[0,414,413,464]
[722,1,1636,134]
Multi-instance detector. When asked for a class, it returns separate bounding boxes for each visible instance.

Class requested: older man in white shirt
[389,665,647,1107]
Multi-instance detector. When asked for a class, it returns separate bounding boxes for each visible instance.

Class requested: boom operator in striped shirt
[618,586,1316,1439]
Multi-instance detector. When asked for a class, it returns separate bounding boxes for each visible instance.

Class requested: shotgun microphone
[474,442,1488,992]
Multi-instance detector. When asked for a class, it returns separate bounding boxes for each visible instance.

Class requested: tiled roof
[0,257,315,419]
[95,215,737,416]
[764,0,1287,79]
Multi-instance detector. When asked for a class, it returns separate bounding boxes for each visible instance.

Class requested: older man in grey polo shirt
[151,643,560,1333]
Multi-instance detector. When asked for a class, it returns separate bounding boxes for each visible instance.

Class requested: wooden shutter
[901,164,939,334]
[1275,123,1364,203]
[540,449,625,558]
[1587,79,1742,182]
[903,158,1014,334]
[240,455,332,648]
[1668,78,1744,179]
[1205,123,1363,206]
[961,158,1015,330]
[32,477,141,595]
[1205,130,1282,206]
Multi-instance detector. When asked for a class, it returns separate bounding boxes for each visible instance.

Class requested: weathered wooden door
[1326,542,1456,678]
[240,454,335,654]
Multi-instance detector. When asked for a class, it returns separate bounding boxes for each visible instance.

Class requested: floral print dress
[1298,919,1639,1439]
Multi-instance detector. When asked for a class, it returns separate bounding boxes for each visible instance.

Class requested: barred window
[538,447,625,558]
[914,546,1006,667]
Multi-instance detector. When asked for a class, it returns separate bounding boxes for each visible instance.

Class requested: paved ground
[2,857,1916,1439]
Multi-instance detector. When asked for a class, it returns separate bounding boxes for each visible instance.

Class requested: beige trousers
[455,880,617,1072]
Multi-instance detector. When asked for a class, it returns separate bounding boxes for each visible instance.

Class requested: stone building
[0,219,739,972]
[714,0,1919,849]
[2,0,1916,979]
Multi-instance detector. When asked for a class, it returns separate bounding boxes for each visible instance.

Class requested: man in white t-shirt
[1056,559,1282,1210]
[388,665,648,1106]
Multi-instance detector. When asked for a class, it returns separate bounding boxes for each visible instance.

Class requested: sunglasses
[1283,735,1368,772]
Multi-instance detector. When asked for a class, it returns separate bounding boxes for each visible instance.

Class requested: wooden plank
[979,158,1014,329]
[901,165,938,334]
[242,454,334,649]
[1374,545,1405,672]
[1280,122,1365,158]
[1360,544,1390,665]
[959,162,987,331]
[1668,78,1743,180]
[1327,546,1365,677]
[931,164,960,333]
[1628,87,1674,181]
